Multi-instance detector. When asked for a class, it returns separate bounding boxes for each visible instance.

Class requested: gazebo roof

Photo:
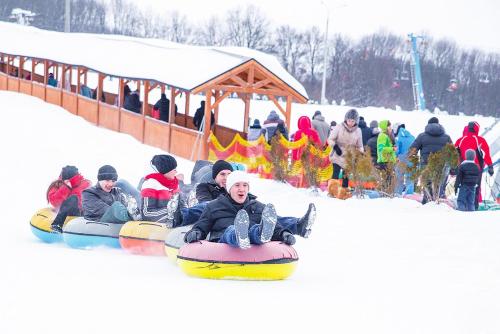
[0,22,308,102]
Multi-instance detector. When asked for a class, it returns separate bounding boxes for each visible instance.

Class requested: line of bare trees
[1,0,499,117]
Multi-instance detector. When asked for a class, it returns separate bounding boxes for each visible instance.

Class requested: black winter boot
[296,203,316,238]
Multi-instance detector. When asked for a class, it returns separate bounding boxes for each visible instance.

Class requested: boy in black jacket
[185,171,295,249]
[455,149,480,211]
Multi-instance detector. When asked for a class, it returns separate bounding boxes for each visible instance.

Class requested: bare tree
[225,5,269,50]
[193,15,226,46]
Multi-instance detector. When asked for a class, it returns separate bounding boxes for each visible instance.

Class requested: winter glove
[281,231,296,245]
[449,167,457,176]
[333,144,342,156]
[488,165,494,176]
[184,228,203,243]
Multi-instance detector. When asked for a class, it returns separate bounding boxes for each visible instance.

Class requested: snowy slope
[1,91,500,334]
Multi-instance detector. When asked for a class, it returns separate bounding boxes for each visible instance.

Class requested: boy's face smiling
[229,182,249,204]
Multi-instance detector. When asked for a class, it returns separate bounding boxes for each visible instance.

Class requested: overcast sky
[128,0,500,53]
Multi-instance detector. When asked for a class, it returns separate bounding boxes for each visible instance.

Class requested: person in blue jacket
[394,123,415,195]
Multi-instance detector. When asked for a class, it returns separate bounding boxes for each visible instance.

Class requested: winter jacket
[454,124,493,169]
[409,123,452,165]
[80,85,93,98]
[327,121,364,168]
[82,184,127,221]
[48,77,58,88]
[311,115,331,146]
[193,103,215,130]
[396,127,415,163]
[123,92,142,113]
[292,116,322,160]
[196,181,228,203]
[366,133,379,164]
[140,173,180,223]
[154,93,175,122]
[263,111,288,142]
[455,160,480,193]
[247,125,266,141]
[190,193,288,242]
[47,174,91,210]
[377,120,396,163]
[358,119,373,146]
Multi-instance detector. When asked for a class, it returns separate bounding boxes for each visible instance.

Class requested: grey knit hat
[344,109,359,123]
[465,149,476,161]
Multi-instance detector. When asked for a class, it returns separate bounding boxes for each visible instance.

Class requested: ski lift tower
[408,33,426,111]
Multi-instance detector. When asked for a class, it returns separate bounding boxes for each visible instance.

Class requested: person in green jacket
[377,120,396,164]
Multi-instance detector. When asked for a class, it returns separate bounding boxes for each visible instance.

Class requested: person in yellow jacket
[377,120,396,164]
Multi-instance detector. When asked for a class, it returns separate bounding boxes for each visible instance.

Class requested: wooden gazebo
[0,22,308,161]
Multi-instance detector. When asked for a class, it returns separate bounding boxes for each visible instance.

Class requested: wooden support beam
[243,94,250,133]
[19,56,24,78]
[169,87,176,124]
[160,84,165,94]
[211,90,231,111]
[148,81,159,93]
[76,66,81,96]
[213,90,220,124]
[248,65,255,85]
[252,78,272,89]
[268,95,286,117]
[184,92,190,127]
[213,85,284,96]
[97,73,104,103]
[285,95,292,131]
[31,57,35,82]
[228,75,249,87]
[201,90,213,159]
[118,78,124,108]
[142,80,148,143]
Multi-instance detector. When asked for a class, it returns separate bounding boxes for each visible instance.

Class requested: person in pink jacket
[292,116,322,160]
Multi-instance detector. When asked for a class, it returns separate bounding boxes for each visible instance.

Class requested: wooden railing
[0,68,244,161]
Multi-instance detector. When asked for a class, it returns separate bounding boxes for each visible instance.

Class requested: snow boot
[186,189,198,208]
[259,203,277,243]
[163,193,180,227]
[234,209,250,249]
[51,222,63,234]
[296,203,316,238]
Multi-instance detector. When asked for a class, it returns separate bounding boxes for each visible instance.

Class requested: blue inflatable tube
[62,217,123,249]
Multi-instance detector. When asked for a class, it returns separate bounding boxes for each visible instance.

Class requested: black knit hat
[61,165,78,181]
[428,117,439,124]
[151,154,177,174]
[97,165,118,181]
[212,160,234,179]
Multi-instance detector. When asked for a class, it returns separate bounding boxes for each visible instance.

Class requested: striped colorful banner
[208,133,333,188]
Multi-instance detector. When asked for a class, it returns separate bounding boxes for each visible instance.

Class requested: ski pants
[458,185,476,211]
[52,195,81,227]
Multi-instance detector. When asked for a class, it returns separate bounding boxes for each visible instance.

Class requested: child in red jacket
[47,166,91,232]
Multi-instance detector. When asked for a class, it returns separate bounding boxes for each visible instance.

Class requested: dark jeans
[52,195,81,227]
[219,224,263,247]
[332,163,349,188]
[179,202,208,227]
[180,201,297,234]
[457,185,476,211]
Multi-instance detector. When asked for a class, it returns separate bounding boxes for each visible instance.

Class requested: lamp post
[320,2,346,105]
[320,1,329,105]
[65,0,71,33]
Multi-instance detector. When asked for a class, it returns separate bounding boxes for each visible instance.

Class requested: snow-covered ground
[1,91,499,334]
